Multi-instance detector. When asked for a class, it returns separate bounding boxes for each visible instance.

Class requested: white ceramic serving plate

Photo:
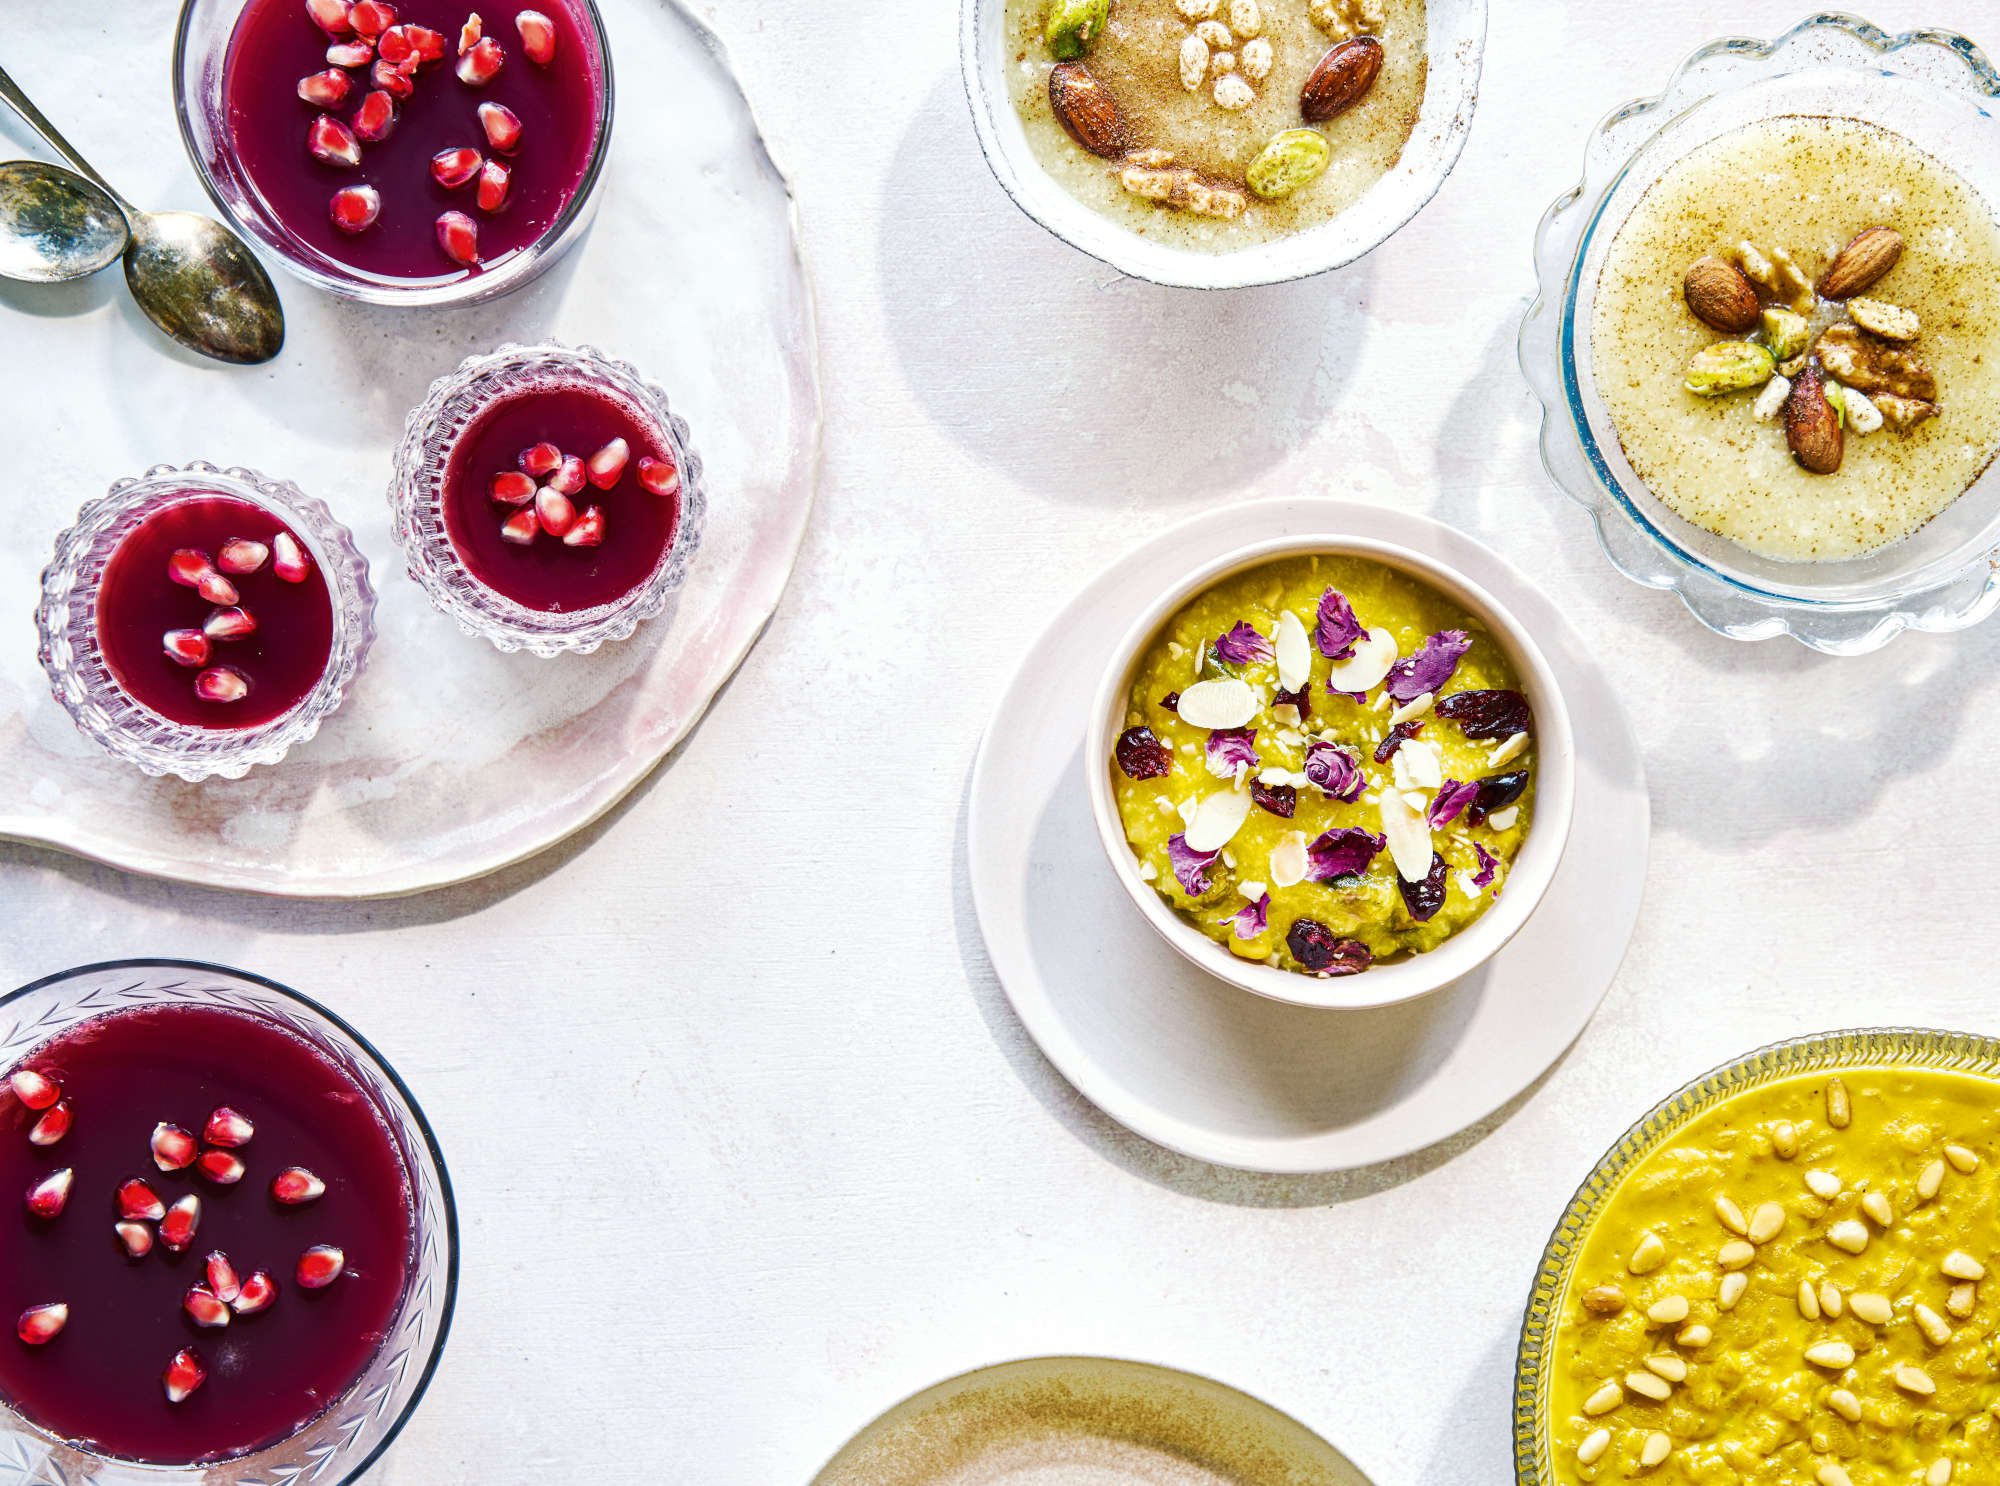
[1085,533,1575,1011]
[968,499,1649,1173]
[959,0,1486,289]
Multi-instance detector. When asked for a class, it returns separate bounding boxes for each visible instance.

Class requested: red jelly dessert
[95,495,334,731]
[441,380,686,611]
[220,0,605,281]
[0,1005,414,1464]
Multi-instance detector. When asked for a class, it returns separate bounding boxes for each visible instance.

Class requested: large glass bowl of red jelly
[175,0,613,304]
[36,463,375,782]
[0,960,456,1482]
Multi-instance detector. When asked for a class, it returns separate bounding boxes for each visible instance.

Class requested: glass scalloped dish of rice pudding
[1550,1067,2000,1484]
[1003,0,1426,251]
[1591,115,2000,562]
[1108,555,1535,979]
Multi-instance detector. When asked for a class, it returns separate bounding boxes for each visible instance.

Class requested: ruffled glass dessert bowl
[1521,16,2000,655]
[36,463,375,783]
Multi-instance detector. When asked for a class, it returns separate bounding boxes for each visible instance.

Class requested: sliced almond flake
[1269,832,1308,888]
[1371,692,1391,712]
[1488,806,1519,831]
[1155,798,1176,814]
[1325,627,1399,694]
[1185,786,1252,852]
[1286,770,1310,789]
[1139,861,1158,881]
[1275,609,1311,691]
[1167,641,1185,659]
[1256,767,1292,786]
[1393,738,1443,791]
[1361,791,1379,804]
[1237,879,1265,900]
[1275,729,1304,749]
[1180,742,1196,754]
[1178,796,1200,830]
[1488,732,1529,768]
[1176,677,1259,730]
[1221,848,1236,868]
[1272,703,1300,728]
[1378,787,1433,882]
[1402,791,1428,810]
[1387,690,1434,727]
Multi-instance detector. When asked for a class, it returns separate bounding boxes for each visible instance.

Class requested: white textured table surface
[4,3,1998,1483]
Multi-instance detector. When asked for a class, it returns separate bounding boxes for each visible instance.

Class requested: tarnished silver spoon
[0,159,127,282]
[0,64,283,365]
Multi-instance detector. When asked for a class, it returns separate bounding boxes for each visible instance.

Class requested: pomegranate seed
[150,1122,196,1171]
[162,629,212,668]
[306,0,354,35]
[349,0,395,38]
[308,114,362,168]
[24,1168,72,1219]
[183,1286,230,1328]
[548,455,586,496]
[437,210,479,266]
[115,1220,154,1258]
[352,90,397,143]
[233,1270,278,1314]
[164,1348,206,1404]
[430,146,482,189]
[296,1245,345,1289]
[563,505,606,548]
[272,530,312,583]
[159,1195,201,1252]
[636,455,681,498]
[376,23,416,65]
[330,183,381,233]
[372,55,415,98]
[516,9,556,64]
[535,485,577,537]
[117,1178,166,1221]
[167,548,218,593]
[476,159,511,213]
[586,438,630,489]
[456,36,504,86]
[218,537,270,574]
[203,606,258,642]
[27,1101,71,1147]
[298,68,352,107]
[458,12,482,53]
[271,1166,325,1205]
[327,40,374,67]
[406,24,448,65]
[490,470,537,506]
[499,508,540,545]
[205,1252,242,1303]
[203,1107,254,1147]
[195,1149,245,1186]
[195,668,250,705]
[477,101,522,154]
[16,1304,67,1346]
[518,442,562,477]
[8,1069,59,1110]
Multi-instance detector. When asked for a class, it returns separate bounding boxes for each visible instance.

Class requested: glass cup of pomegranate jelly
[389,341,706,655]
[0,959,457,1482]
[174,0,613,305]
[36,463,375,782]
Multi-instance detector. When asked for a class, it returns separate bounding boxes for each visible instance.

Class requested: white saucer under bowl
[966,499,1649,1174]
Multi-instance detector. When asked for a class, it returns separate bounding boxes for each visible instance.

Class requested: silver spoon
[0,159,127,282]
[0,64,283,365]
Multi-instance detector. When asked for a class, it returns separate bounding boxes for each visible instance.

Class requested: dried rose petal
[1205,727,1258,776]
[1315,588,1363,660]
[1468,769,1529,826]
[1215,621,1273,667]
[1471,842,1499,888]
[1399,854,1449,921]
[1307,828,1384,883]
[1435,689,1532,741]
[1374,720,1423,763]
[1304,740,1364,801]
[1250,781,1296,818]
[1385,630,1471,703]
[1287,919,1371,976]
[1115,726,1172,781]
[1427,779,1480,829]
[1222,892,1270,941]
[1272,684,1311,721]
[1167,834,1220,896]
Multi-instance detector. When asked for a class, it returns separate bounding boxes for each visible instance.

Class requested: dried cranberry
[1374,720,1424,763]
[1273,684,1311,721]
[1250,781,1296,818]
[1286,919,1372,976]
[1467,770,1529,825]
[1115,726,1172,780]
[1398,854,1449,922]
[1159,692,1180,713]
[1435,689,1532,741]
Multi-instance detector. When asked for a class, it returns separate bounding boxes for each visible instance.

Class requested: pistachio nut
[1684,340,1775,397]
[1759,307,1810,362]
[1246,128,1331,199]
[1044,0,1111,61]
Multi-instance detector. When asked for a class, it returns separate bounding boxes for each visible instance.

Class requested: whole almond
[1683,256,1762,334]
[1300,36,1383,123]
[1785,361,1844,475]
[1818,226,1904,300]
[1048,62,1130,159]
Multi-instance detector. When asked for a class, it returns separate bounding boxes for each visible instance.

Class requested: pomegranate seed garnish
[115,1220,154,1257]
[159,1195,201,1252]
[167,548,219,593]
[456,36,504,86]
[195,668,250,705]
[8,1069,59,1110]
[349,0,395,38]
[548,455,586,496]
[233,1270,278,1315]
[162,629,212,668]
[437,209,480,266]
[330,183,382,233]
[430,146,482,189]
[352,90,397,143]
[195,1149,245,1186]
[499,508,540,545]
[183,1286,230,1328]
[516,9,556,64]
[636,455,681,498]
[203,1107,254,1147]
[308,115,362,168]
[376,24,416,65]
[271,1166,326,1205]
[203,606,258,642]
[372,55,416,98]
[296,1245,345,1289]
[406,24,448,65]
[205,1251,242,1304]
[25,1168,72,1219]
[586,438,630,489]
[118,1178,166,1221]
[298,68,352,108]
[150,1122,197,1171]
[476,159,511,213]
[202,574,241,607]
[458,12,482,53]
[164,1348,206,1404]
[218,537,270,574]
[477,101,522,154]
[535,485,577,538]
[563,506,606,548]
[327,40,375,67]
[518,442,562,478]
[490,470,537,506]
[306,0,354,35]
[17,1304,67,1346]
[272,530,312,583]
[28,1101,71,1147]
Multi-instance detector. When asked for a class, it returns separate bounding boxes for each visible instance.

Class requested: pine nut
[1947,1282,1976,1319]
[1929,1461,1953,1485]
[1718,1240,1756,1270]
[1626,1370,1673,1401]
[1646,1354,1688,1382]
[1640,1432,1671,1469]
[1584,1380,1623,1415]
[1894,1363,1936,1395]
[1718,1272,1748,1309]
[1772,1121,1800,1159]
[1826,1078,1851,1128]
[1821,1281,1844,1319]
[1860,1190,1895,1227]
[1748,1202,1787,1244]
[1647,1295,1690,1325]
[1918,1159,1946,1201]
[1827,1388,1863,1422]
[1797,1280,1821,1320]
[1676,1323,1712,1348]
[1630,1232,1667,1274]
[1582,1284,1627,1316]
[1817,1465,1854,1486]
[1713,1195,1748,1235]
[1806,1170,1844,1200]
[1943,1250,1986,1282]
[1946,1143,1980,1173]
[1914,1303,1953,1346]
[1805,1340,1857,1369]
[1848,1291,1893,1325]
[1576,1428,1611,1466]
[1827,1219,1870,1254]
